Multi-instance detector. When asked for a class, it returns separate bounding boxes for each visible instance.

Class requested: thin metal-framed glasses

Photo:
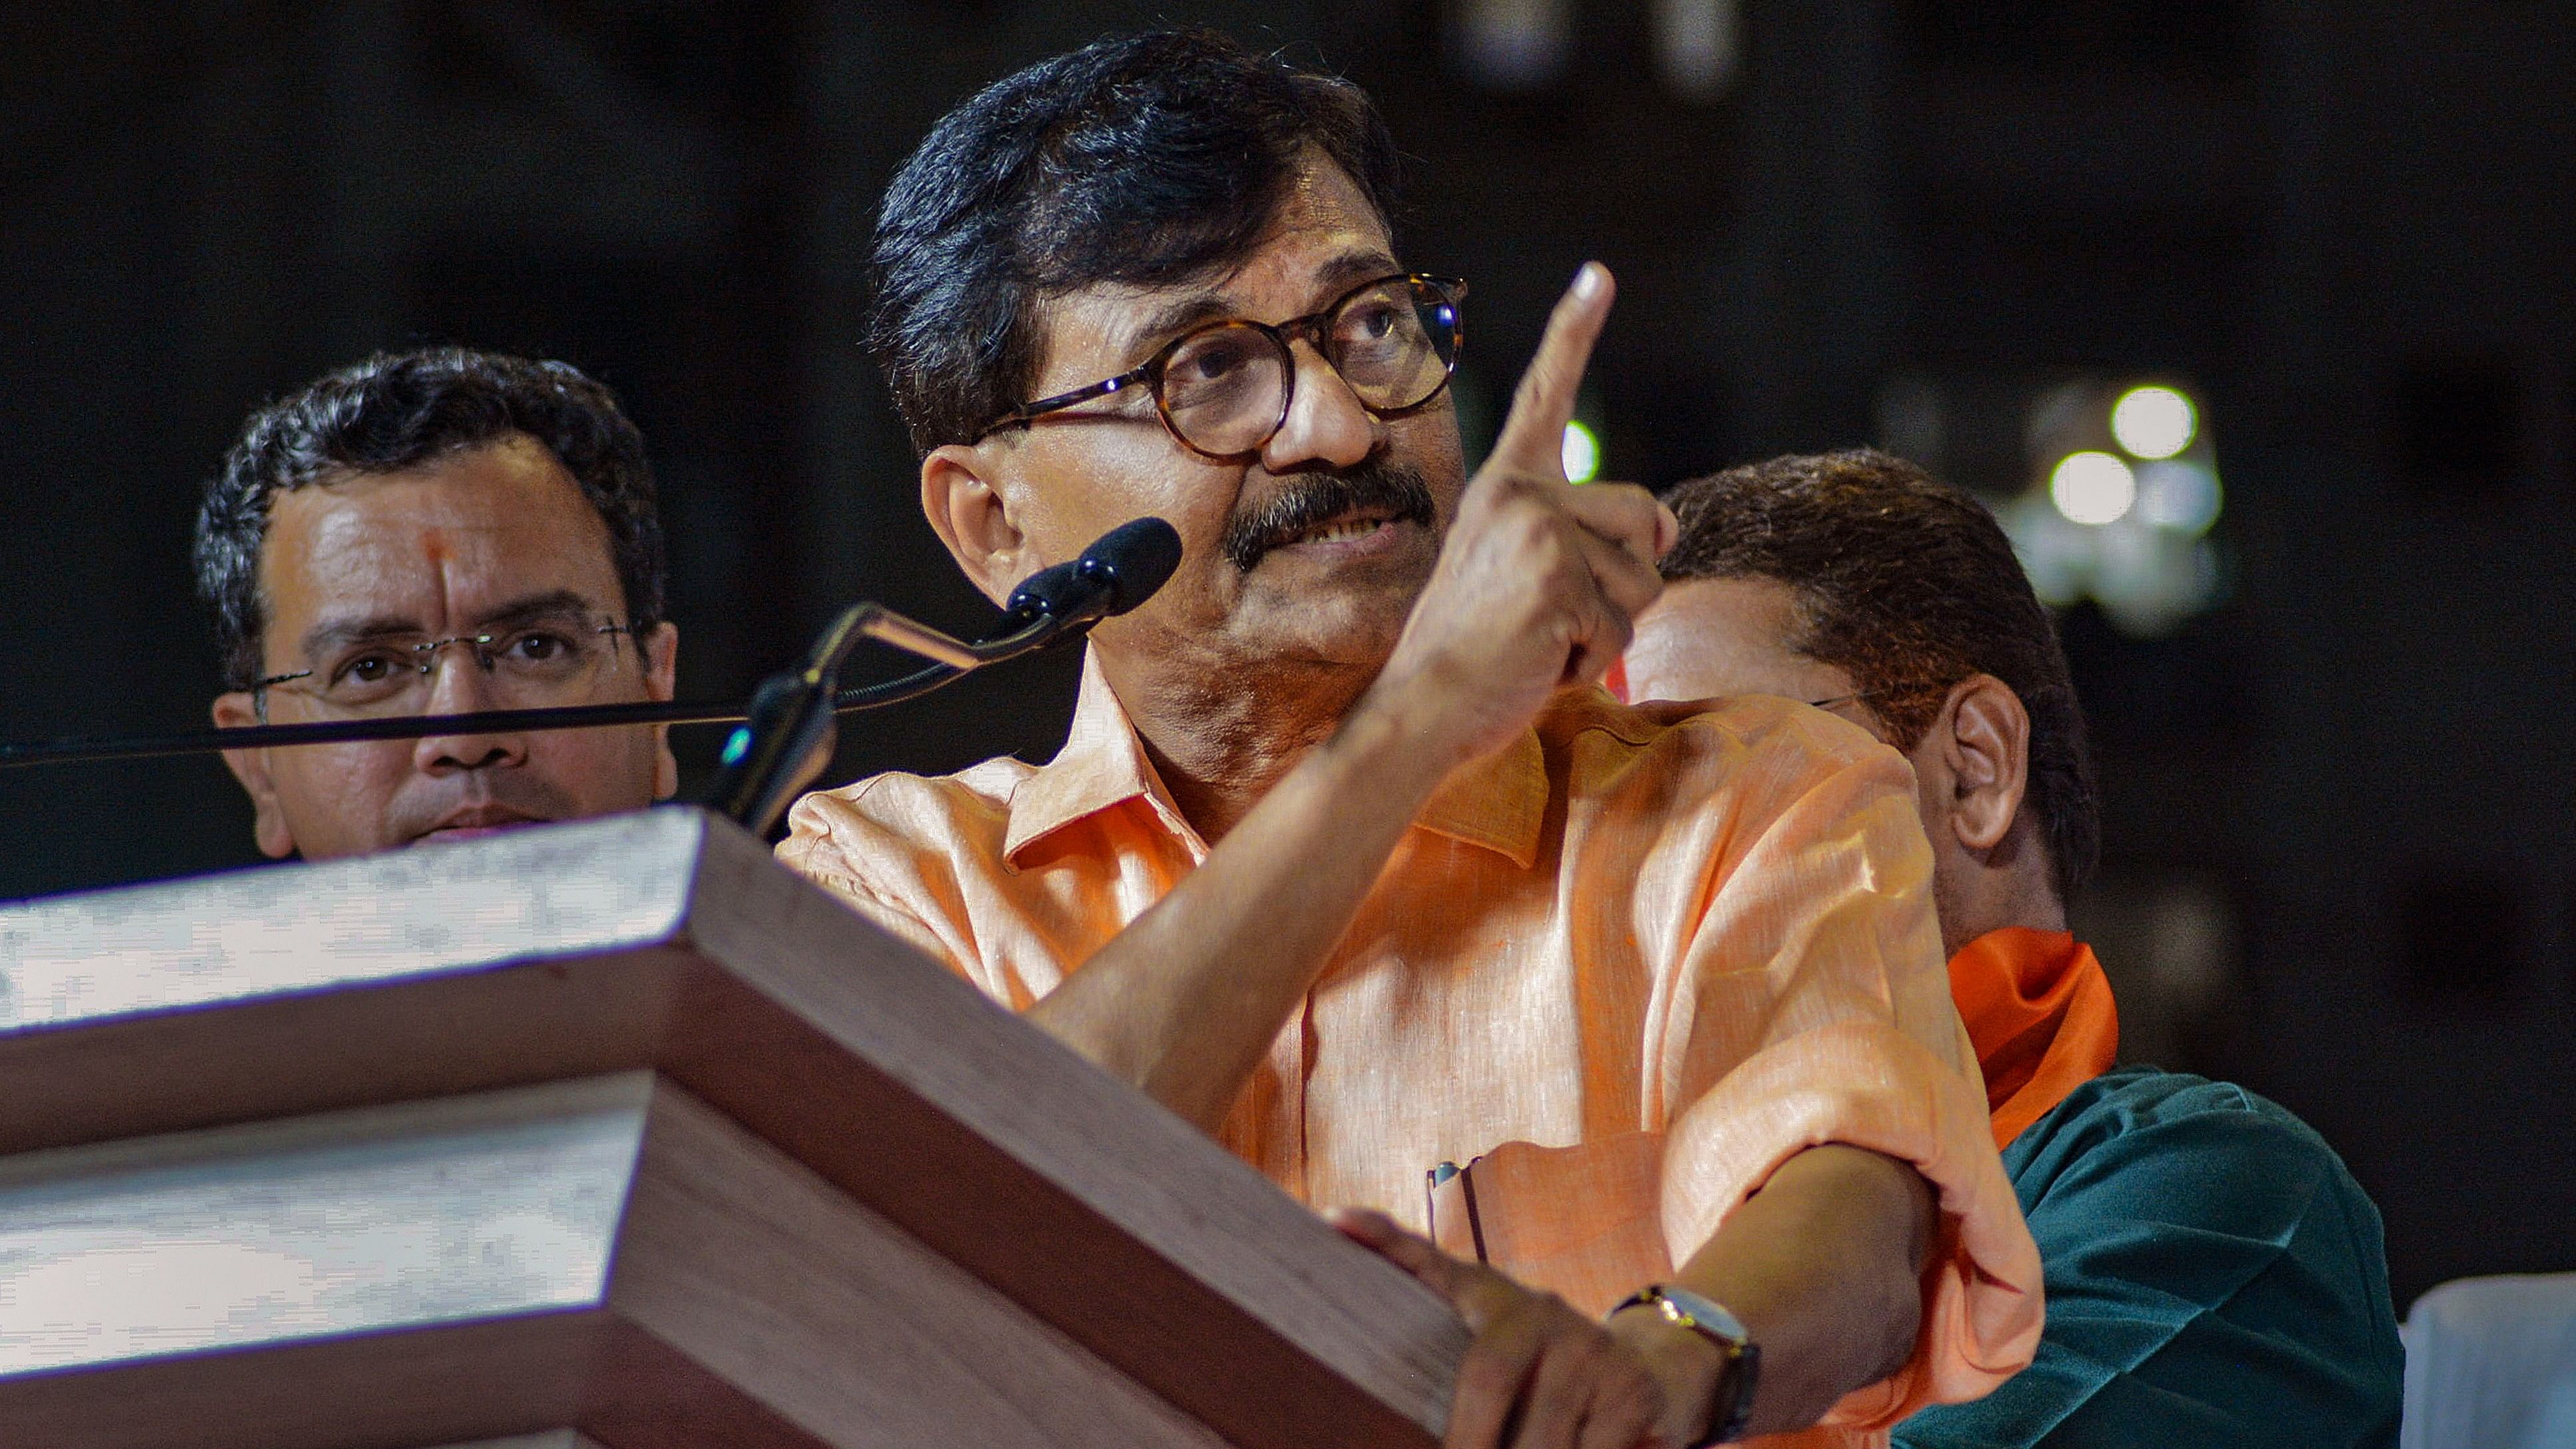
[1805,691,1892,734]
[253,614,638,722]
[977,272,1467,462]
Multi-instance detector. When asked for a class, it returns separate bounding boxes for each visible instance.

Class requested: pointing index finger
[1490,262,1615,478]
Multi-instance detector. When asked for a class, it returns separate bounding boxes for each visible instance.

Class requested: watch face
[1654,1285,1752,1346]
[1639,1286,1758,1448]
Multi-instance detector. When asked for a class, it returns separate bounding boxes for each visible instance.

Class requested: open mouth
[1271,507,1405,550]
[1220,461,1439,572]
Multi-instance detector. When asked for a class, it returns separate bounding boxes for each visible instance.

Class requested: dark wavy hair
[195,346,666,690]
[1660,449,2102,898]
[866,27,1403,454]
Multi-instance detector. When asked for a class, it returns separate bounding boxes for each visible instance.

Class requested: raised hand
[1358,263,1676,768]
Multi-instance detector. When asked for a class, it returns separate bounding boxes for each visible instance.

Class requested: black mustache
[1219,460,1437,572]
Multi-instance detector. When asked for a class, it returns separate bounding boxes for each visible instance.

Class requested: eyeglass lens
[1159,278,1459,456]
[268,616,624,718]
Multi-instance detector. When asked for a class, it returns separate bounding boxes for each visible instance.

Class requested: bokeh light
[1562,420,1601,482]
[2110,385,2197,460]
[2050,450,2137,525]
[2002,375,2225,636]
[2136,459,2223,534]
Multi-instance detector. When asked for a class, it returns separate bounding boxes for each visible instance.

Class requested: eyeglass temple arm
[988,368,1151,434]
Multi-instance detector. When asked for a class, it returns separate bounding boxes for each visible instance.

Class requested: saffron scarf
[1948,927,2120,1148]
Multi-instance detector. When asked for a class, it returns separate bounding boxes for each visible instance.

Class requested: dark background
[3,1,2569,1308]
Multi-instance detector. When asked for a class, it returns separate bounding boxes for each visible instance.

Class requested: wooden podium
[0,807,1468,1448]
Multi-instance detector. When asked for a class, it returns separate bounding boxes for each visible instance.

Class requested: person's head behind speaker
[1624,448,2102,949]
[197,346,680,861]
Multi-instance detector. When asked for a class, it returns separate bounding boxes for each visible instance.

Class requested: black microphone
[1003,516,1187,629]
[706,517,1182,833]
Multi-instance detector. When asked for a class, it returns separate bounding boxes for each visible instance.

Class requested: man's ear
[640,622,680,800]
[1932,674,2032,855]
[211,692,297,859]
[922,443,1033,608]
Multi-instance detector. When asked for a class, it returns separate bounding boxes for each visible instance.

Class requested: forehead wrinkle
[298,611,428,659]
[1114,289,1235,366]
[293,588,605,670]
[1304,246,1402,296]
[1081,240,1408,374]
[469,588,604,631]
[1210,239,1403,320]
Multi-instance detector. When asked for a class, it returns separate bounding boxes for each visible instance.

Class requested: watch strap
[1610,1284,1760,1446]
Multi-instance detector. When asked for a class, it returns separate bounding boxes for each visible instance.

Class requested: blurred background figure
[2400,1273,2576,1449]
[1,0,2567,1334]
[200,347,679,858]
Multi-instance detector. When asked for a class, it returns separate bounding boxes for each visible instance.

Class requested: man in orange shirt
[1620,450,2403,1447]
[781,31,2038,1447]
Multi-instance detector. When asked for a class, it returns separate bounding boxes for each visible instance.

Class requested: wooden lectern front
[0,807,1469,1448]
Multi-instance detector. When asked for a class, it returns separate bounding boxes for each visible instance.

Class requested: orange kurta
[779,650,2042,1440]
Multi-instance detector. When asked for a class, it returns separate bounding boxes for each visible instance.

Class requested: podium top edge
[0,807,730,1035]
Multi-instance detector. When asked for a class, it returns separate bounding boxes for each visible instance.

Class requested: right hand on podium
[1355,262,1676,771]
[1333,1208,1717,1449]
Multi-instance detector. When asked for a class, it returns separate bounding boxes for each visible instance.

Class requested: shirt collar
[1414,727,1547,869]
[1003,647,1193,865]
[1002,646,1547,871]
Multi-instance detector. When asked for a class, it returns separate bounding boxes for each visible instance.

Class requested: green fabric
[1894,1067,2403,1449]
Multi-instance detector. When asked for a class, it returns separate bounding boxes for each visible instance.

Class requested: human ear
[640,622,680,799]
[211,692,297,859]
[1936,674,2032,855]
[922,444,1032,608]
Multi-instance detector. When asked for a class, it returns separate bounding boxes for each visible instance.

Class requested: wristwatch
[1610,1284,1760,1446]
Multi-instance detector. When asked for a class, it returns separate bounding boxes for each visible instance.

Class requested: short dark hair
[195,346,666,690]
[1660,449,2102,898]
[867,27,1403,454]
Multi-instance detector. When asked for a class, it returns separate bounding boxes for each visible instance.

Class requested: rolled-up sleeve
[778,783,992,991]
[1653,749,2044,1430]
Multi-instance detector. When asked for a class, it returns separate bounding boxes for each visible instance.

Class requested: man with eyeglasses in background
[199,346,678,860]
[780,30,2040,1448]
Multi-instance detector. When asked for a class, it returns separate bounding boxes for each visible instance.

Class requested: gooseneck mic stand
[706,516,1181,832]
[0,518,1187,836]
